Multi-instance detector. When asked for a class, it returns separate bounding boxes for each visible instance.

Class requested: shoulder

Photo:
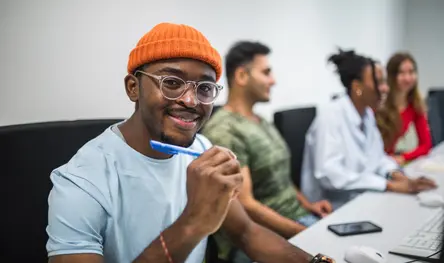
[51,129,120,203]
[314,99,344,126]
[65,129,118,171]
[320,97,345,115]
[203,109,240,131]
[402,103,423,121]
[201,109,244,142]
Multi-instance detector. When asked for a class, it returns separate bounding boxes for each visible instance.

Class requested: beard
[160,132,196,148]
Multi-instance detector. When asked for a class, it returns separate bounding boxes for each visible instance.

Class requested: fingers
[198,148,231,168]
[417,177,437,187]
[320,212,328,218]
[219,173,243,194]
[199,146,236,167]
[217,158,241,175]
[416,179,437,191]
[410,178,437,193]
[321,200,333,213]
[198,146,240,176]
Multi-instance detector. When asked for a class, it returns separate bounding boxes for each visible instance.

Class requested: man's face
[129,59,215,147]
[245,55,276,102]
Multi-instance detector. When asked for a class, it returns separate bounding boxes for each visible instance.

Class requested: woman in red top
[376,52,432,165]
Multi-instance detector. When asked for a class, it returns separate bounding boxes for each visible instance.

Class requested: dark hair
[328,49,376,95]
[225,41,271,87]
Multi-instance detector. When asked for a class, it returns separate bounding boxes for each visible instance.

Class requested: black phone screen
[327,221,383,236]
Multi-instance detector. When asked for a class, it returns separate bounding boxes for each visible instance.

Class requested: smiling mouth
[166,111,201,130]
[169,114,199,122]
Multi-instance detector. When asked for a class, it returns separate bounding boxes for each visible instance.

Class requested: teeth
[171,115,195,122]
[168,112,198,123]
[179,117,194,122]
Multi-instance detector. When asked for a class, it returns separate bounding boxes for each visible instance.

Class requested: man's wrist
[175,213,207,242]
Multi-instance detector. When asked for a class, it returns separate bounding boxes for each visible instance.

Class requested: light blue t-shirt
[46,125,212,263]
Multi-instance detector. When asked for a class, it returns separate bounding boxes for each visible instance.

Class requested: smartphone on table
[327,221,383,236]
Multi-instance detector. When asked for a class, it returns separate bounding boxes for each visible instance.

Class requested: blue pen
[150,140,202,157]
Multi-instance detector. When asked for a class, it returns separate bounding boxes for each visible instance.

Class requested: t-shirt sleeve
[203,132,249,167]
[46,169,107,257]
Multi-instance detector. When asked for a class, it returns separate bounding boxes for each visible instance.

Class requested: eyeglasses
[135,70,223,105]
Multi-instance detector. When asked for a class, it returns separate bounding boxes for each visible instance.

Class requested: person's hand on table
[388,170,437,194]
[410,176,437,193]
[305,200,333,218]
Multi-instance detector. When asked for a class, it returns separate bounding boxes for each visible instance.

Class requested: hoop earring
[356,89,362,96]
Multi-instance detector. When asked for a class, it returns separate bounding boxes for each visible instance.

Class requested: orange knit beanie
[127,23,222,81]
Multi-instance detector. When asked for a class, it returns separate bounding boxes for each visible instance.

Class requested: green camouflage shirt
[201,108,309,259]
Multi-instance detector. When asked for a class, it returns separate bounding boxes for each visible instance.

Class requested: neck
[225,87,256,119]
[119,111,172,159]
[350,95,367,117]
[394,90,409,110]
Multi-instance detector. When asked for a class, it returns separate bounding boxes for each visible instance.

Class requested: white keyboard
[390,209,443,259]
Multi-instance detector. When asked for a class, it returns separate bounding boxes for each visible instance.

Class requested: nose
[177,84,198,108]
[269,74,276,86]
[379,83,389,95]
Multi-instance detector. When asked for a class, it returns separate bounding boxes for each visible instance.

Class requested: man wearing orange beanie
[46,23,334,263]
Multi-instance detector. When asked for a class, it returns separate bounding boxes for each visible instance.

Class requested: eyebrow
[153,67,216,82]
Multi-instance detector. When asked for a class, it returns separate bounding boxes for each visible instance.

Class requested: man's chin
[160,132,196,148]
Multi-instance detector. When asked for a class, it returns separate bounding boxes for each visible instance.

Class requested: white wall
[405,0,444,95]
[0,0,406,126]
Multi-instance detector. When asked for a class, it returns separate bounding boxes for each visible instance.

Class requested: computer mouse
[344,245,386,263]
[417,192,444,207]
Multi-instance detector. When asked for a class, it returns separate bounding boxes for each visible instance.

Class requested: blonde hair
[376,52,426,149]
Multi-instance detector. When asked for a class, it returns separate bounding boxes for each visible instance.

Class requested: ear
[350,79,362,94]
[234,66,250,87]
[124,74,139,103]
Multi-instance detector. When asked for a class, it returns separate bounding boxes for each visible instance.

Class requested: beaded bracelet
[160,232,174,263]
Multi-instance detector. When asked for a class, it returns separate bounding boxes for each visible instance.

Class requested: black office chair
[0,119,123,262]
[427,89,444,146]
[274,107,316,188]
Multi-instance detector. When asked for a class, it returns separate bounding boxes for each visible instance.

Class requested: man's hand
[387,171,436,194]
[180,146,242,237]
[305,200,332,218]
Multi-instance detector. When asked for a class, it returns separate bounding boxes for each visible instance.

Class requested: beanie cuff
[127,38,222,81]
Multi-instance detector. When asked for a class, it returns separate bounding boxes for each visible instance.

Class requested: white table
[289,143,444,263]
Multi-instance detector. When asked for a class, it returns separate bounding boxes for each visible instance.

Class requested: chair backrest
[427,89,444,146]
[0,119,123,262]
[274,107,316,188]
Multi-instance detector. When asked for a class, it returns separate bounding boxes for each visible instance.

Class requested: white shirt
[301,95,398,209]
[46,125,212,263]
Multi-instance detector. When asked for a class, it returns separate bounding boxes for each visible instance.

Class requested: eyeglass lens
[161,76,218,104]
